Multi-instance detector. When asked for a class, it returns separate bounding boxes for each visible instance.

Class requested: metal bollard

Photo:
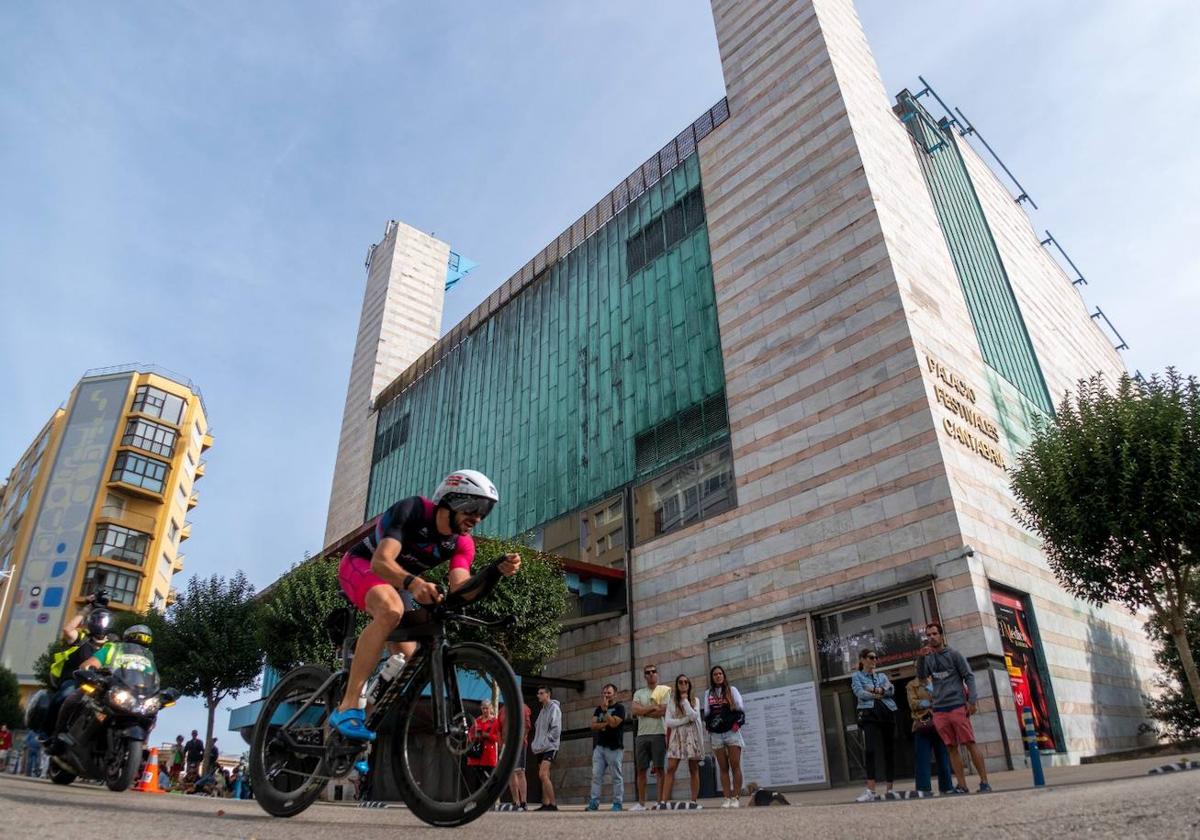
[1022,707,1045,787]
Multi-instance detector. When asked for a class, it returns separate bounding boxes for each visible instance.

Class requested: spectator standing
[530,686,561,811]
[586,683,626,811]
[183,730,204,779]
[499,700,532,811]
[702,665,745,808]
[170,734,185,782]
[23,729,42,778]
[908,674,953,797]
[917,622,992,793]
[466,700,500,790]
[630,663,670,810]
[0,724,11,772]
[851,649,898,802]
[660,674,704,809]
[208,736,220,772]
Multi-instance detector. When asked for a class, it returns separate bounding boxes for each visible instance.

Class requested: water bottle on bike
[363,653,406,708]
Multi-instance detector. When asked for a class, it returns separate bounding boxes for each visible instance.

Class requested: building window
[151,591,165,611]
[81,564,141,606]
[814,588,939,680]
[111,451,169,493]
[709,616,817,693]
[563,572,626,619]
[91,523,150,566]
[121,417,177,458]
[626,185,707,276]
[372,412,411,465]
[634,392,729,475]
[177,483,188,505]
[132,385,185,425]
[633,446,735,544]
[168,520,179,543]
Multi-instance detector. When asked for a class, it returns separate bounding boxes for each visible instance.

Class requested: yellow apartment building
[0,365,210,696]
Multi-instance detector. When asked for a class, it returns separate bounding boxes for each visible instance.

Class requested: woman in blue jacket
[850,649,897,802]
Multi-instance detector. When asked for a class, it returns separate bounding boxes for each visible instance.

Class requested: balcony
[97,504,158,533]
[108,475,165,501]
[186,490,198,509]
[179,521,192,541]
[166,587,179,606]
[200,433,213,452]
[173,554,185,574]
[194,460,206,478]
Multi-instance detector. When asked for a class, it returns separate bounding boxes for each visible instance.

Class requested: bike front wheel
[377,642,523,827]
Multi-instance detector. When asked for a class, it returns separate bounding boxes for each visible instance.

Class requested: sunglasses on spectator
[865,654,877,660]
[644,669,657,675]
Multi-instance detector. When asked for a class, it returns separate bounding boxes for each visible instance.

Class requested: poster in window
[991,590,1057,751]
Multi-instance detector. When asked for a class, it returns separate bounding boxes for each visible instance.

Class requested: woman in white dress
[659,673,705,809]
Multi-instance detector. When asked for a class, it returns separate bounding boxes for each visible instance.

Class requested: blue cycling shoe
[329,708,376,742]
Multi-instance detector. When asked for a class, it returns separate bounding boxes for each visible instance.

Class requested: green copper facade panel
[367,153,728,538]
[898,92,1054,415]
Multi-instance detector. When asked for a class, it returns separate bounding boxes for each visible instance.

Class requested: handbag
[466,739,484,760]
[912,713,936,734]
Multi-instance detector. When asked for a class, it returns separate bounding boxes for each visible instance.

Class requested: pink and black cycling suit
[339,496,475,610]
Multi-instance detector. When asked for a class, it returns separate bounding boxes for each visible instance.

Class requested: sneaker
[730,798,740,807]
[586,798,599,811]
[855,789,879,803]
[912,790,933,799]
[328,708,376,742]
[687,801,702,810]
[518,804,528,811]
[721,798,732,809]
[629,803,646,811]
[611,802,623,811]
[884,790,899,801]
[535,803,558,811]
[950,785,970,795]
[978,782,993,793]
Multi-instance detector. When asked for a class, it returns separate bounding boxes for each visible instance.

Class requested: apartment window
[132,385,185,425]
[191,421,203,450]
[168,520,179,543]
[111,451,169,493]
[91,523,150,566]
[121,417,178,458]
[81,564,141,606]
[186,450,195,468]
[177,483,189,505]
[633,446,735,543]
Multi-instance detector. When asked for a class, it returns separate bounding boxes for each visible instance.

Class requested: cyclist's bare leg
[339,585,405,713]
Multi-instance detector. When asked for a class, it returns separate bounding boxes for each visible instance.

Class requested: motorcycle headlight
[138,696,162,715]
[109,688,136,712]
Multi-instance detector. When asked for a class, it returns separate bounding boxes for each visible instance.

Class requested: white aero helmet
[432,470,499,518]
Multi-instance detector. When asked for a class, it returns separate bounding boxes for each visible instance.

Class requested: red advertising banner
[991,590,1057,751]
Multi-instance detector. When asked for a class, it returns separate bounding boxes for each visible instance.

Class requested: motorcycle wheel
[48,761,76,786]
[106,738,144,792]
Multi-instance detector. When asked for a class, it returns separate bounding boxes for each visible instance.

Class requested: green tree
[0,664,22,728]
[155,573,263,772]
[258,555,362,672]
[1010,371,1200,719]
[1143,580,1200,739]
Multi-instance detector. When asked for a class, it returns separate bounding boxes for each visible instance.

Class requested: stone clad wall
[324,221,449,545]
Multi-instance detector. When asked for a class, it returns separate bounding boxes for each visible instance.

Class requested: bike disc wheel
[249,664,338,818]
[383,643,523,827]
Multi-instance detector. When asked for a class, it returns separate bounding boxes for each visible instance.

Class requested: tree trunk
[204,695,217,775]
[1166,612,1200,720]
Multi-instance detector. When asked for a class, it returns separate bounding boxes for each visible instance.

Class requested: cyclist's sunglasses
[446,496,495,518]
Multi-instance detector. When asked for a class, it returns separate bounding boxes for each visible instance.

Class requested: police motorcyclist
[44,592,113,750]
[53,624,159,748]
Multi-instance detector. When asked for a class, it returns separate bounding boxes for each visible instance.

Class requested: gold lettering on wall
[925,353,1005,469]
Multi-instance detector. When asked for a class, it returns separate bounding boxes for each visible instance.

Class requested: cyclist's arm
[369,538,415,587]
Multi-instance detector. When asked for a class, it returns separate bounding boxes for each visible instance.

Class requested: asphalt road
[2,771,1198,839]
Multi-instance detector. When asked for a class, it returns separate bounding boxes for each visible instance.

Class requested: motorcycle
[27,664,178,791]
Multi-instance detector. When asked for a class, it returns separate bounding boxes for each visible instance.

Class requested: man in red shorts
[917,621,992,794]
[330,469,521,740]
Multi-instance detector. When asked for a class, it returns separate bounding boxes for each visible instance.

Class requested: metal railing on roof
[83,363,208,418]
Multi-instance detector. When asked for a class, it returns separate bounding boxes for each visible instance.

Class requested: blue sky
[2,1,1197,750]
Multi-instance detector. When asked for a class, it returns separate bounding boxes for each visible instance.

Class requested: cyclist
[330,469,521,741]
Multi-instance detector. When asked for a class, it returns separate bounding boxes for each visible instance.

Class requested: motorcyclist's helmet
[85,609,113,641]
[431,470,499,519]
[123,625,153,647]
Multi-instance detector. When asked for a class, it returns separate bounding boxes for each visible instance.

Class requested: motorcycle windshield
[110,648,159,696]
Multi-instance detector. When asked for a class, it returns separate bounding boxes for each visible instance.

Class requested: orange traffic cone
[134,747,166,794]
